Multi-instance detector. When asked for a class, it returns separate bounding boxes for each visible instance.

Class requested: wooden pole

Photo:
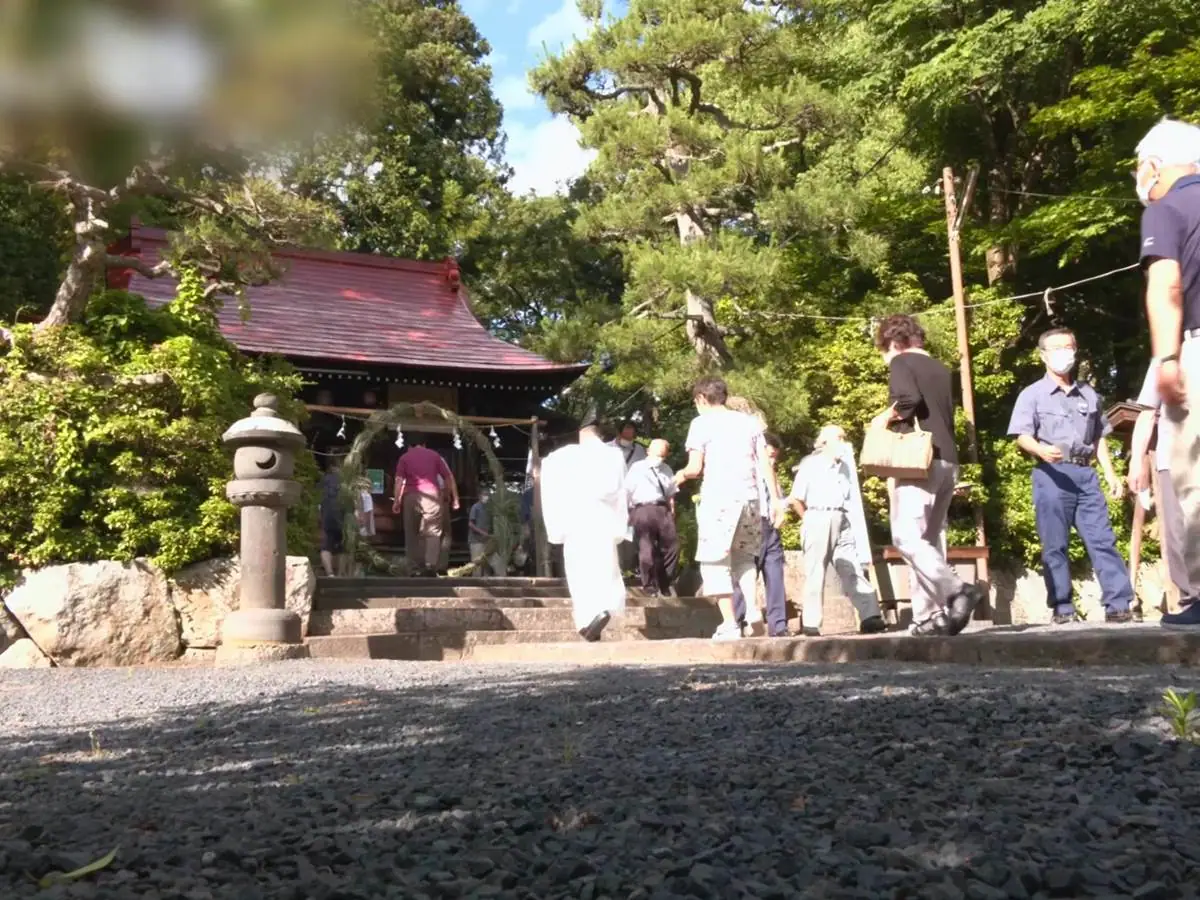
[1149,460,1180,613]
[943,165,989,587]
[530,417,551,578]
[1129,451,1149,616]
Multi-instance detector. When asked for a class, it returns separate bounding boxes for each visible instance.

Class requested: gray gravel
[1,660,1199,900]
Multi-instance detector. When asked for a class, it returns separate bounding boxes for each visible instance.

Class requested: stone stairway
[304,577,722,661]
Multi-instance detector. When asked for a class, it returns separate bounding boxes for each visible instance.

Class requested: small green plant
[87,731,102,757]
[35,846,118,889]
[1160,688,1199,743]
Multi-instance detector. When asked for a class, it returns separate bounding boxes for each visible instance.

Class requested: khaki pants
[470,542,504,576]
[402,492,444,571]
[801,509,881,631]
[1168,337,1200,590]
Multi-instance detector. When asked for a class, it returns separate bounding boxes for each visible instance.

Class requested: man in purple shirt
[392,435,459,576]
[1137,117,1200,627]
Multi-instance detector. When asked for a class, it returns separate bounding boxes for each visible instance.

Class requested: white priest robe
[541,438,629,630]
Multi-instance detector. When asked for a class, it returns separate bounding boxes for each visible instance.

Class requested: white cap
[1136,118,1200,166]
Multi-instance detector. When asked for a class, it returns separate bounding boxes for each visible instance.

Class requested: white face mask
[1137,173,1158,207]
[1135,159,1161,207]
[1044,348,1076,375]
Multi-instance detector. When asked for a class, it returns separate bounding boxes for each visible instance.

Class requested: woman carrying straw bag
[866,314,985,636]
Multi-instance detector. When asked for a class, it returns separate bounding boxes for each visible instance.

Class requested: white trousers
[562,536,627,631]
[889,459,963,624]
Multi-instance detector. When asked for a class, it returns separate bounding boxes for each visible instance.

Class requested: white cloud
[494,74,537,112]
[505,116,596,196]
[527,0,591,49]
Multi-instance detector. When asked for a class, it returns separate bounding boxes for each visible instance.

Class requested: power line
[992,187,1143,205]
[731,262,1141,324]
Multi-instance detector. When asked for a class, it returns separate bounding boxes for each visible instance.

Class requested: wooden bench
[874,545,991,626]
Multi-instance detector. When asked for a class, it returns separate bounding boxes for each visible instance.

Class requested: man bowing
[540,408,629,641]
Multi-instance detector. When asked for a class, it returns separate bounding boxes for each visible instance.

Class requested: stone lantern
[216,393,310,664]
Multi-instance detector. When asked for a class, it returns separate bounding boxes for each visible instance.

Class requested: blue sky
[462,0,597,195]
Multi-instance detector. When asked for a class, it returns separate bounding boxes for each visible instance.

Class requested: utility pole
[943,165,989,585]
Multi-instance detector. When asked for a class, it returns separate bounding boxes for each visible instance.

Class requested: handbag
[860,413,933,480]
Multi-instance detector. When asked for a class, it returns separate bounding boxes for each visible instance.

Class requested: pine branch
[105,254,176,280]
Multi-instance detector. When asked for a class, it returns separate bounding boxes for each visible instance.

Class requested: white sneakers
[711,621,743,641]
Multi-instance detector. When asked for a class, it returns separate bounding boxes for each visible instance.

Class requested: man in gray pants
[789,425,886,636]
[1130,359,1200,616]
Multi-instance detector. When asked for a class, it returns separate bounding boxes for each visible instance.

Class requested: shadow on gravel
[1,663,1200,899]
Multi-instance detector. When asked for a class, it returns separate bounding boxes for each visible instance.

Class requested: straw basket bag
[860,416,933,480]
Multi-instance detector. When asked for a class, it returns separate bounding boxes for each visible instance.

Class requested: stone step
[461,623,1200,668]
[306,627,679,661]
[319,576,569,589]
[307,606,722,637]
[312,593,717,611]
[316,585,575,602]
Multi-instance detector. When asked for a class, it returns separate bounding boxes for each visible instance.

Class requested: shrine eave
[288,358,587,393]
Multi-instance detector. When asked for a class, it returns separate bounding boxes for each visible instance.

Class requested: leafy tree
[458,189,625,356]
[0,281,317,587]
[286,0,507,260]
[532,0,857,369]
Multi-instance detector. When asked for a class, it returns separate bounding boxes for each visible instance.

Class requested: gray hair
[1136,118,1200,166]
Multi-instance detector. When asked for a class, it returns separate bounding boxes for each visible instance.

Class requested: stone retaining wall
[0,556,315,668]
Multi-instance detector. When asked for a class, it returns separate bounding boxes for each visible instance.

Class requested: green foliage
[1160,688,1199,743]
[0,175,71,323]
[0,284,316,586]
[287,0,506,260]
[509,0,1200,579]
[458,190,625,353]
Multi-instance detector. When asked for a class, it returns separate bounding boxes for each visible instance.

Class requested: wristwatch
[1158,353,1180,364]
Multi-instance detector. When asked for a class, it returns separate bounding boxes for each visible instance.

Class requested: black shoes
[946,584,985,636]
[859,616,888,635]
[579,612,611,643]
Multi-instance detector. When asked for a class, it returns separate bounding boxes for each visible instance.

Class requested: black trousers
[630,503,679,594]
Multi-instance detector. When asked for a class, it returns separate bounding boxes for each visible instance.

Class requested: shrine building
[108,223,588,571]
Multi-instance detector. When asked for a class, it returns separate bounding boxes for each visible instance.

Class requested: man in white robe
[540,411,629,641]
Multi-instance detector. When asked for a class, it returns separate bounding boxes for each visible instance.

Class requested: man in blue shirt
[1007,328,1132,624]
[1137,117,1200,627]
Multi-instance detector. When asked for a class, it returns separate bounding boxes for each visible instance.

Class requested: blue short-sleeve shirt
[1007,375,1111,460]
[1140,174,1200,331]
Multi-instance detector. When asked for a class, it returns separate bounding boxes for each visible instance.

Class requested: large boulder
[170,556,315,649]
[4,561,180,666]
[0,602,27,655]
[0,638,52,668]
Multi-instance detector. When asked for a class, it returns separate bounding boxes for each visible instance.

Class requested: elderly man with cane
[789,425,887,636]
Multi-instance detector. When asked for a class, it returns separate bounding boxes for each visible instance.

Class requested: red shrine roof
[108,225,588,375]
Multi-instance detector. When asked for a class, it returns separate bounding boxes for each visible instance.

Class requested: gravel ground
[1,661,1199,900]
